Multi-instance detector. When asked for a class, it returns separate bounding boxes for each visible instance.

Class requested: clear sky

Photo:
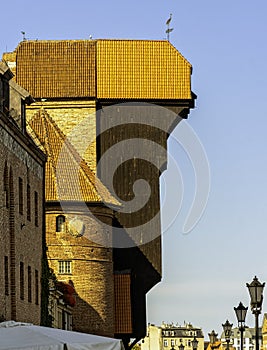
[1,0,267,340]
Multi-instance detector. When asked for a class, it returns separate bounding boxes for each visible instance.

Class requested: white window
[171,340,175,346]
[59,261,72,274]
[164,340,168,347]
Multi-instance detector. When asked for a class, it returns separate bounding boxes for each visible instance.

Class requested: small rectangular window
[27,184,31,221]
[34,191,38,227]
[56,215,65,232]
[35,270,39,305]
[19,178,23,214]
[20,262,24,300]
[58,261,72,274]
[28,266,32,302]
[4,256,9,296]
[164,340,168,347]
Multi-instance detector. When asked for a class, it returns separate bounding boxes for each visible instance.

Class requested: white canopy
[0,321,124,350]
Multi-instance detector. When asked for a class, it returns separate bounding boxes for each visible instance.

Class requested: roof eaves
[9,79,34,104]
[0,61,13,80]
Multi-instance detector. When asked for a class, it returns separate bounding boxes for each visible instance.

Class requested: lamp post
[247,276,265,350]
[192,336,198,350]
[222,320,233,350]
[179,343,185,350]
[208,330,218,350]
[234,302,248,350]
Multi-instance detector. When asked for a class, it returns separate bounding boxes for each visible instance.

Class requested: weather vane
[165,13,174,41]
[21,31,26,41]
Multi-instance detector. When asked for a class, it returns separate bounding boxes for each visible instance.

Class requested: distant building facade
[48,279,73,331]
[141,323,204,350]
[0,61,46,324]
[261,314,267,350]
[221,327,262,350]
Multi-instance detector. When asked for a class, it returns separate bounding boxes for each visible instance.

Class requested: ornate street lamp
[222,319,233,350]
[234,302,248,350]
[246,276,265,350]
[179,343,185,350]
[208,330,218,350]
[192,336,198,350]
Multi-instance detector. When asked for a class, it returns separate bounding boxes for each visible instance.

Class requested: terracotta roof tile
[97,39,192,100]
[27,109,120,206]
[16,40,96,98]
[12,39,192,100]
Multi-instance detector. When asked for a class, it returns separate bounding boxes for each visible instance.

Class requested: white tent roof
[0,321,124,350]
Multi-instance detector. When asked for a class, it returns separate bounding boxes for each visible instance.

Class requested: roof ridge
[42,109,60,197]
[17,38,169,44]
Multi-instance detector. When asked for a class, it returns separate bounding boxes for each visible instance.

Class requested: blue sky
[1,0,267,339]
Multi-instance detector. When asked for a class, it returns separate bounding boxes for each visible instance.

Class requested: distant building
[48,279,73,330]
[0,61,46,324]
[141,323,204,350]
[27,109,119,337]
[221,327,262,350]
[262,314,267,350]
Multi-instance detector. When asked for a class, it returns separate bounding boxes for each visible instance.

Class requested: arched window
[56,215,66,232]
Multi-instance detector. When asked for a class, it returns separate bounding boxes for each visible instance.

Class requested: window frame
[4,256,9,296]
[20,262,24,300]
[58,260,72,274]
[19,177,23,214]
[27,184,31,221]
[35,269,39,305]
[28,265,32,302]
[34,191,38,227]
[56,215,66,232]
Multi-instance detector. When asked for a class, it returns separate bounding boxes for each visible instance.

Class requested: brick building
[27,109,120,336]
[3,39,195,345]
[0,61,46,324]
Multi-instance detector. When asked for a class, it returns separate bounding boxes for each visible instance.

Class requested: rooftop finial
[21,31,26,41]
[165,14,174,41]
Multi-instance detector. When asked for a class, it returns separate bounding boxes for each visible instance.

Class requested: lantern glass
[246,276,265,307]
[222,320,233,338]
[234,302,248,323]
[208,330,218,344]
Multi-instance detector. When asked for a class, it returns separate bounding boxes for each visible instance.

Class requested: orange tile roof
[16,40,96,98]
[12,39,192,100]
[27,109,120,206]
[97,39,192,100]
[206,341,222,350]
